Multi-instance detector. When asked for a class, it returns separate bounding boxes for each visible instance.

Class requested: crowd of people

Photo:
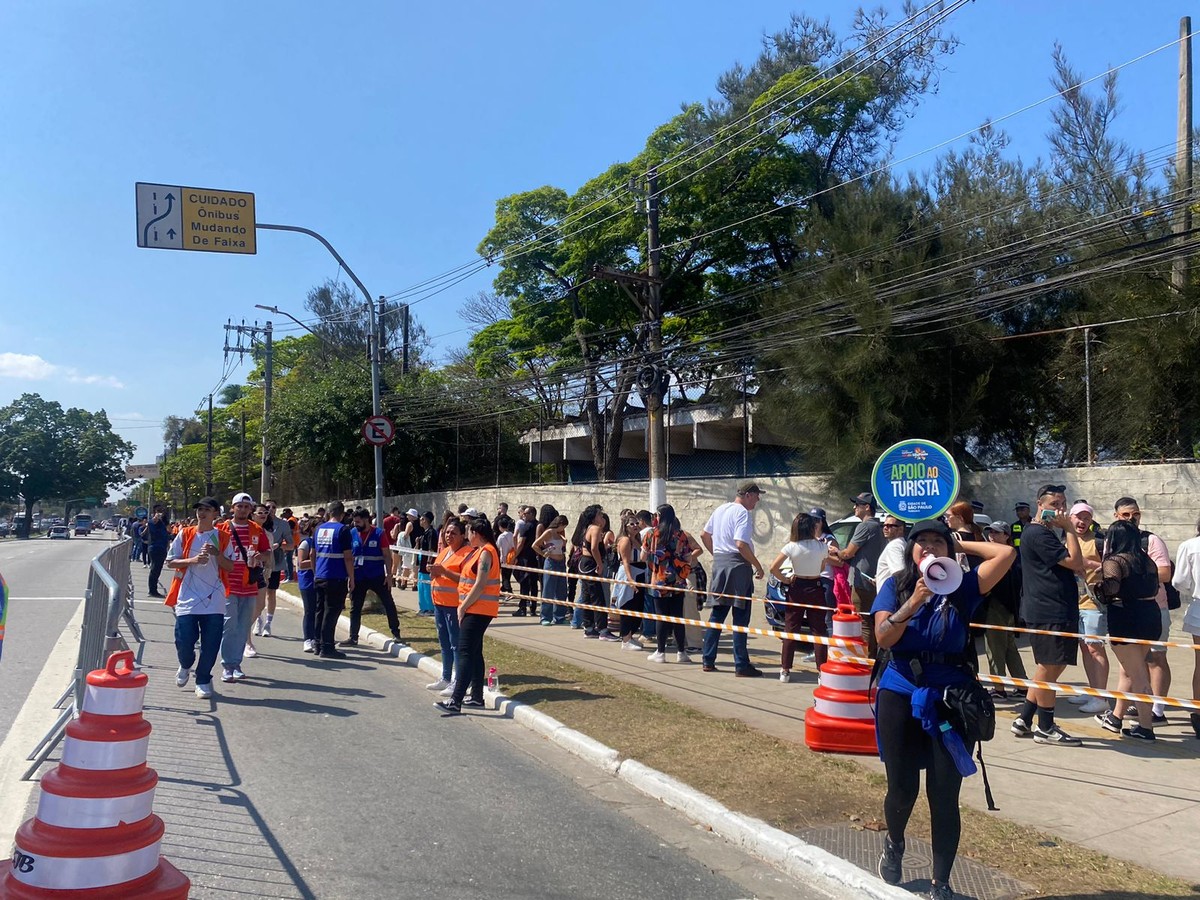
[155,479,1200,900]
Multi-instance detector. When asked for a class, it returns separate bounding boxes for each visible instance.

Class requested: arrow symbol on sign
[167,228,176,239]
[142,192,175,245]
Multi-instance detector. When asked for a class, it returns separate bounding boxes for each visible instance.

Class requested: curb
[276,590,910,900]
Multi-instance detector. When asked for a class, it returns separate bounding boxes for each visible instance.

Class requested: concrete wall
[295,462,1200,557]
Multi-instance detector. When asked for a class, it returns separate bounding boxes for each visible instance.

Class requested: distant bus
[74,514,93,536]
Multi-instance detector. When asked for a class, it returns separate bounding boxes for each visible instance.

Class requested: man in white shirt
[700,482,766,677]
[166,497,235,699]
[1170,516,1200,739]
[873,516,908,589]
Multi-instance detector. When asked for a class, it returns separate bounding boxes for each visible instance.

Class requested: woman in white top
[770,512,841,681]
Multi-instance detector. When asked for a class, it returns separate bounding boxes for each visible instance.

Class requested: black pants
[148,547,168,595]
[581,576,608,633]
[314,578,349,653]
[876,688,964,885]
[451,612,492,705]
[516,565,539,612]
[349,575,401,640]
[617,588,645,639]
[655,592,687,654]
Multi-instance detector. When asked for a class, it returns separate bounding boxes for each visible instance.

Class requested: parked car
[48,525,70,540]
[0,522,10,537]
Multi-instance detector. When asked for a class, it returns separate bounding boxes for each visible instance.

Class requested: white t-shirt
[874,537,908,589]
[166,528,227,616]
[496,531,515,560]
[780,540,827,578]
[704,502,754,553]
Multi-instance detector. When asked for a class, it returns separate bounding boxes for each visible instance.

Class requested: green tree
[0,394,134,537]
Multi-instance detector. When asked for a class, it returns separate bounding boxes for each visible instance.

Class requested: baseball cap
[909,519,953,544]
[850,492,875,507]
[808,507,827,520]
[463,507,481,518]
[970,499,985,512]
[406,508,419,517]
[231,492,254,506]
[736,481,765,496]
[1014,501,1031,511]
[193,497,221,511]
[1070,501,1094,517]
[984,520,1010,534]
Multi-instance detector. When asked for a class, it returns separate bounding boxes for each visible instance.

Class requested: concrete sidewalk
[384,587,1200,885]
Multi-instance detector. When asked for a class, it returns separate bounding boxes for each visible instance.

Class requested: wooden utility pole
[1174,16,1194,294]
[645,167,667,509]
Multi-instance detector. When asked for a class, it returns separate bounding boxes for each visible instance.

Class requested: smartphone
[1040,509,1056,522]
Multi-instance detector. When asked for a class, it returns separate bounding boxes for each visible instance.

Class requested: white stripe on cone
[61,736,149,771]
[83,684,147,716]
[813,698,875,720]
[819,672,872,692]
[10,841,161,890]
[36,788,156,829]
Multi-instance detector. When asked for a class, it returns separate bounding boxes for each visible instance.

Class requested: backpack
[1141,531,1181,610]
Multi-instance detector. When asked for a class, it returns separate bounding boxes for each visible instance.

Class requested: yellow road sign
[136,182,256,255]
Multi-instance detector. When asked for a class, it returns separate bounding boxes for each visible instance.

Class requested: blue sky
[0,1,1194,464]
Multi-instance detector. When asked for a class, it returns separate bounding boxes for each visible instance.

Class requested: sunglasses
[1038,485,1066,497]
[882,522,904,529]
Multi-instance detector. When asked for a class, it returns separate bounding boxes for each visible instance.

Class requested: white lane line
[8,597,83,601]
[0,598,84,842]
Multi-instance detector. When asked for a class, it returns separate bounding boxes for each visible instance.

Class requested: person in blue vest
[313,501,355,659]
[340,507,402,647]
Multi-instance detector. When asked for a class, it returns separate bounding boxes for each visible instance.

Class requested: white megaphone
[919,554,963,595]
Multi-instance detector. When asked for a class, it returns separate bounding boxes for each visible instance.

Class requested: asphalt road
[3,545,832,899]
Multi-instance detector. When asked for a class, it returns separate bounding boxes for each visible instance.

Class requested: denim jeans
[701,603,752,670]
[298,583,318,641]
[434,604,460,682]
[175,613,224,685]
[642,589,659,639]
[221,594,257,668]
[541,557,568,622]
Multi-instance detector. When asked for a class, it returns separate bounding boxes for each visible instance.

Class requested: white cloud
[0,352,125,389]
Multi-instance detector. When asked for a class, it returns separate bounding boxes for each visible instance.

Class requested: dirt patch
[365,609,1197,898]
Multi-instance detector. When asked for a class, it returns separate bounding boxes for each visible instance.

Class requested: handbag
[942,679,996,743]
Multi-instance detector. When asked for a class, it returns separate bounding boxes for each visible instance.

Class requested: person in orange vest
[435,516,501,715]
[166,497,235,698]
[426,517,470,693]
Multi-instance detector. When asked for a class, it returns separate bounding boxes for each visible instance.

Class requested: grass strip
[363,608,1195,899]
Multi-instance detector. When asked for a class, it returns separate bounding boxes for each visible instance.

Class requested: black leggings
[617,588,645,639]
[875,688,964,885]
[451,613,492,705]
[655,592,687,654]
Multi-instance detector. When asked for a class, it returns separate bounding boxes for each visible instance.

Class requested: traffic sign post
[870,439,960,522]
[361,415,396,446]
[136,182,256,254]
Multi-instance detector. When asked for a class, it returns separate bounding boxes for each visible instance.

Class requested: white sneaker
[1078,697,1109,715]
[801,653,816,664]
[262,621,272,637]
[676,652,692,664]
[244,644,258,659]
[302,640,315,653]
[231,668,246,681]
[1067,694,1087,705]
[175,666,190,687]
[253,618,262,636]
[221,668,235,683]
[195,683,214,699]
[439,683,456,697]
[621,640,644,652]
[647,651,667,663]
[427,679,451,691]
[779,670,792,683]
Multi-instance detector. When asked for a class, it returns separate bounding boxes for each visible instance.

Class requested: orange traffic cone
[0,651,190,899]
[805,604,877,755]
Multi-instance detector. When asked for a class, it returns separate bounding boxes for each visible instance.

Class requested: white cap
[406,508,419,517]
[463,507,481,517]
[231,492,255,506]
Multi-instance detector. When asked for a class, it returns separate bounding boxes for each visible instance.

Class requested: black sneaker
[1032,724,1082,745]
[1191,712,1200,739]
[434,700,461,715]
[1122,724,1156,741]
[1151,713,1168,727]
[1096,710,1122,733]
[462,698,485,708]
[929,882,955,900]
[336,639,358,647]
[735,666,765,678]
[318,648,348,660]
[1010,717,1032,737]
[878,837,903,884]
[583,630,600,639]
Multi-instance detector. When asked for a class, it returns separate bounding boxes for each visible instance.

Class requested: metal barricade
[23,537,146,779]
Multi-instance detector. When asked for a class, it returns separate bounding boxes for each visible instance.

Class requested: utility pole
[224,319,273,501]
[368,297,384,518]
[402,303,411,375]
[240,407,247,493]
[205,394,214,496]
[645,167,667,509]
[1173,16,1194,294]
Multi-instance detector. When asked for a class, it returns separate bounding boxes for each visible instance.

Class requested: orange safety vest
[458,545,501,618]
[165,526,232,607]
[217,518,267,593]
[431,544,471,607]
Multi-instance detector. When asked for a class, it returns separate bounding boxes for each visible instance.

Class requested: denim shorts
[1078,608,1107,646]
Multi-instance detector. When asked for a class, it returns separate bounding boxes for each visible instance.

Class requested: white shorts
[1183,598,1200,638]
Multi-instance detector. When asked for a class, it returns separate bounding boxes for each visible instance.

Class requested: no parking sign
[870,439,960,522]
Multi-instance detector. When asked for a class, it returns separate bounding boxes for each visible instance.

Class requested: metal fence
[23,537,146,779]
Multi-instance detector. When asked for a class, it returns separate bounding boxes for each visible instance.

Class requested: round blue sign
[870,439,960,522]
[134,506,148,519]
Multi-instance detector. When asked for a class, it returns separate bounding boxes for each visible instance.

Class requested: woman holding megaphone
[870,518,1015,900]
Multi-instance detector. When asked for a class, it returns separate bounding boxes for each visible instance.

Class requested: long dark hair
[789,513,818,543]
[466,516,497,551]
[1104,520,1155,577]
[572,504,602,547]
[654,504,681,545]
[538,504,559,530]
